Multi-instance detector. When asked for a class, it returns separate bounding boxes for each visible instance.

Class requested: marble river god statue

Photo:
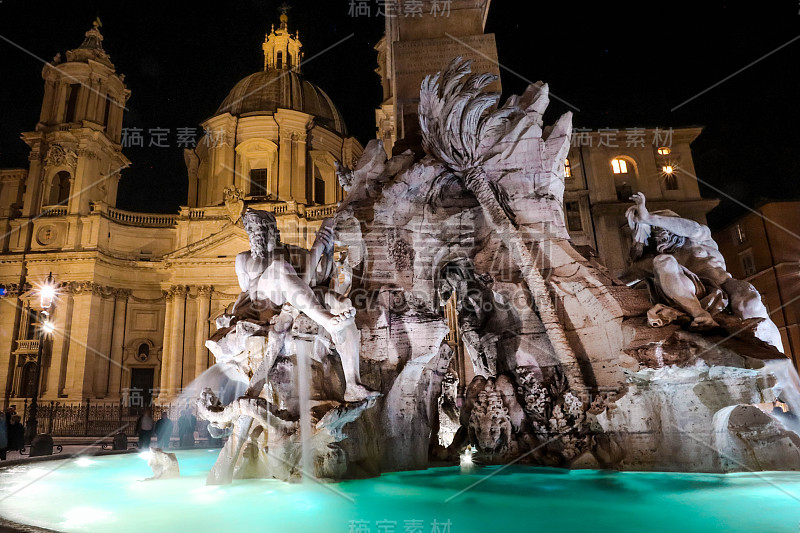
[199,209,379,484]
[195,57,800,485]
[624,192,783,351]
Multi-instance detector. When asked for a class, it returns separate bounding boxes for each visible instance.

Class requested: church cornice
[21,249,167,273]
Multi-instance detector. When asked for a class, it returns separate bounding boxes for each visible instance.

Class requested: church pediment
[165,224,249,261]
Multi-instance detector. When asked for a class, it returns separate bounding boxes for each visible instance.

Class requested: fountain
[3,58,800,532]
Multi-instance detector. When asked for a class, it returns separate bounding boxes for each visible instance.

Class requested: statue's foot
[344,384,381,403]
[326,308,357,344]
[330,307,356,327]
[689,311,719,331]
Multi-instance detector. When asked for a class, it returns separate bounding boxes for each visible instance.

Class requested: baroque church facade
[0,17,362,406]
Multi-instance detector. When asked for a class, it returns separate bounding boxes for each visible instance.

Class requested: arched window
[48,171,71,206]
[611,158,628,175]
[611,157,637,201]
[276,52,283,69]
[564,158,572,178]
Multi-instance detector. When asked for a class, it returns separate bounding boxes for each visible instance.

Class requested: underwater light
[460,447,474,467]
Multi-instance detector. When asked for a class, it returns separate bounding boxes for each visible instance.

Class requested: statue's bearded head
[627,208,685,259]
[242,209,280,258]
[652,226,686,254]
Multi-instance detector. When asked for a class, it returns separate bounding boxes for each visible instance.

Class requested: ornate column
[106,288,130,398]
[278,130,293,200]
[54,82,68,123]
[63,282,100,399]
[167,285,187,398]
[292,131,308,204]
[85,76,100,124]
[158,289,176,398]
[195,286,213,380]
[92,286,117,397]
[22,150,43,217]
[0,284,24,404]
[39,79,56,124]
[44,287,71,399]
[74,79,90,121]
[182,290,198,386]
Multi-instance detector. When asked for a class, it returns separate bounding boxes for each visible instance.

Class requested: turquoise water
[0,450,799,532]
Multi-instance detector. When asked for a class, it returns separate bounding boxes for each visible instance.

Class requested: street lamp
[24,273,56,444]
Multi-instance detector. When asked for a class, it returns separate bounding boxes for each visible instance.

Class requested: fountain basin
[1,450,799,532]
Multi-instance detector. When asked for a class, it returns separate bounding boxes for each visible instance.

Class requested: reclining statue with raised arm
[624,192,783,352]
[200,208,379,484]
[208,208,377,402]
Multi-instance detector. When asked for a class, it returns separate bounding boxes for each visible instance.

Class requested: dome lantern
[263,5,303,72]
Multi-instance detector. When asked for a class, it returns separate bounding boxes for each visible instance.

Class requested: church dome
[216,70,347,135]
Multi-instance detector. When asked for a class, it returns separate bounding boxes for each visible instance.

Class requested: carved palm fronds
[418,58,586,394]
[419,57,562,174]
[419,58,515,172]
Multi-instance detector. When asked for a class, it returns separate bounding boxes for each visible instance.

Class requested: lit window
[657,147,671,155]
[564,158,572,178]
[735,224,747,245]
[662,165,673,174]
[611,158,628,174]
[565,201,582,232]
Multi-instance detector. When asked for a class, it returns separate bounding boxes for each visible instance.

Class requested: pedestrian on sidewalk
[7,415,24,453]
[155,413,173,449]
[135,408,154,449]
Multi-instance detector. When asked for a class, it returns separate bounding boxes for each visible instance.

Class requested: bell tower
[19,20,130,218]
[262,6,303,72]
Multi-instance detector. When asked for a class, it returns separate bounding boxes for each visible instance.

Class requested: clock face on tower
[36,225,57,245]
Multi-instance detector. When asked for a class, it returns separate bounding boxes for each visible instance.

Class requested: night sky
[1,1,799,229]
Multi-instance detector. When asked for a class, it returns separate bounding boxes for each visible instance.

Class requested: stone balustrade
[41,205,68,216]
[305,204,338,219]
[15,339,39,353]
[89,203,177,227]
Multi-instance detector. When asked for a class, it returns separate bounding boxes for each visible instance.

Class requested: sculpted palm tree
[419,58,585,392]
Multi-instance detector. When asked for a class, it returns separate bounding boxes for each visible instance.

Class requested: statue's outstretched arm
[645,213,711,241]
[629,192,712,241]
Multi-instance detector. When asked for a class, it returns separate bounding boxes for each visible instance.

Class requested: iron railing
[19,398,204,438]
